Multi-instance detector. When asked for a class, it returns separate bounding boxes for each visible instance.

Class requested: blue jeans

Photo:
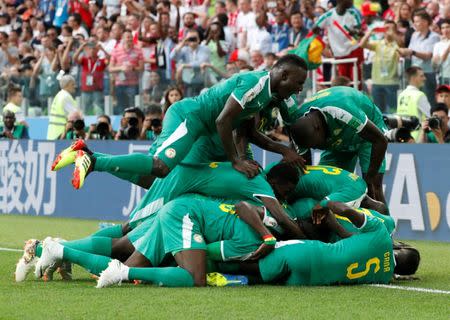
[372,84,399,113]
[115,85,139,115]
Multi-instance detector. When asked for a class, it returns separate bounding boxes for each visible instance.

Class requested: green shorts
[150,99,209,170]
[319,142,386,174]
[127,215,167,267]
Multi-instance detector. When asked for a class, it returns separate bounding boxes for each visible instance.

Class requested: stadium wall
[0,140,449,242]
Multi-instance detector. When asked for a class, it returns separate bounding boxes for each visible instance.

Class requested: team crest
[194,234,204,243]
[165,148,176,159]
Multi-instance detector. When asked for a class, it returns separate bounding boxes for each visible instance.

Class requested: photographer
[60,111,87,140]
[140,105,163,142]
[115,107,144,140]
[87,115,115,140]
[418,104,450,144]
[0,110,29,139]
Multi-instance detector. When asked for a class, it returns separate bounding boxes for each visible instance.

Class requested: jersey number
[306,165,342,175]
[219,203,236,215]
[346,257,380,280]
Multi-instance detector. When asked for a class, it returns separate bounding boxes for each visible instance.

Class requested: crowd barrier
[0,140,449,242]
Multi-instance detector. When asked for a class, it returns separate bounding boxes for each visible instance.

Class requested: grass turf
[0,215,449,320]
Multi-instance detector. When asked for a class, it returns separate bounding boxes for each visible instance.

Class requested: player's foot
[34,237,64,279]
[72,150,94,189]
[206,272,248,287]
[96,259,129,288]
[51,139,90,171]
[15,239,40,282]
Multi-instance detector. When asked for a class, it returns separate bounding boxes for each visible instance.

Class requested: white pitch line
[370,284,450,295]
[0,247,22,252]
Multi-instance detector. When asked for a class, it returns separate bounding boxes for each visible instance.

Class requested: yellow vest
[47,90,75,140]
[397,86,426,139]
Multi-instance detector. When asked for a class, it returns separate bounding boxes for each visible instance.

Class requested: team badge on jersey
[194,234,204,243]
[165,148,176,159]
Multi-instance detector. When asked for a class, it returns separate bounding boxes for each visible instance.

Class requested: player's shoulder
[235,70,270,87]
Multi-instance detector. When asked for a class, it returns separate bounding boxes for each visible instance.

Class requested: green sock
[92,224,123,238]
[128,267,194,287]
[94,153,154,175]
[206,242,222,261]
[62,247,112,276]
[62,236,112,256]
[93,152,141,184]
[36,244,42,257]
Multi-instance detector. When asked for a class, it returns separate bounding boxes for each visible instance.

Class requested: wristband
[262,234,277,246]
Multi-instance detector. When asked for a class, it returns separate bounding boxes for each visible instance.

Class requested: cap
[436,85,450,93]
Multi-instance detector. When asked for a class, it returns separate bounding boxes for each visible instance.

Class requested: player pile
[15,59,420,287]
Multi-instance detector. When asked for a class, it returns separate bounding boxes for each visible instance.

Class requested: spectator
[74,39,109,115]
[162,85,183,114]
[68,13,89,39]
[398,11,440,105]
[0,110,29,139]
[360,21,400,113]
[87,114,115,140]
[109,29,144,114]
[213,13,236,52]
[250,50,264,70]
[397,66,431,139]
[31,47,59,109]
[140,104,163,141]
[178,12,203,42]
[96,26,116,58]
[301,0,316,30]
[115,107,144,140]
[202,22,229,81]
[263,52,278,69]
[271,10,290,52]
[0,32,20,74]
[289,11,308,47]
[39,0,57,27]
[170,29,210,97]
[147,71,165,104]
[3,86,25,124]
[156,15,176,85]
[432,18,450,85]
[236,0,256,49]
[69,0,93,30]
[314,0,364,88]
[246,11,272,55]
[418,103,450,143]
[225,0,239,37]
[46,75,80,140]
[435,85,450,110]
[331,75,352,87]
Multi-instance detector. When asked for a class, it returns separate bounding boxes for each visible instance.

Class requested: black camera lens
[96,122,109,136]
[123,126,140,140]
[73,119,85,131]
[428,116,441,130]
[383,114,420,131]
[128,117,138,127]
[150,118,162,127]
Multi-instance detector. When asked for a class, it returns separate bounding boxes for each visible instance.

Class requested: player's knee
[152,158,171,177]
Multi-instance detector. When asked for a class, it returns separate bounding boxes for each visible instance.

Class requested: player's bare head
[270,54,308,99]
[393,242,420,276]
[266,162,300,201]
[290,110,327,149]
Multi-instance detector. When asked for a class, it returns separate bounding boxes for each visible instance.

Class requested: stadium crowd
[0,0,449,143]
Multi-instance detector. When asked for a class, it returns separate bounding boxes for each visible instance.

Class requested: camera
[426,116,441,132]
[383,114,420,131]
[73,119,86,131]
[385,127,413,143]
[122,116,140,140]
[186,37,198,42]
[96,122,110,138]
[150,118,162,127]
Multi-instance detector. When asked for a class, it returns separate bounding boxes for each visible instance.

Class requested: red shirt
[110,45,143,86]
[79,57,107,91]
[70,0,93,29]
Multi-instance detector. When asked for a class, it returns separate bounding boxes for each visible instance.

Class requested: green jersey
[159,194,262,261]
[180,70,275,133]
[128,161,275,228]
[259,216,394,285]
[298,87,388,154]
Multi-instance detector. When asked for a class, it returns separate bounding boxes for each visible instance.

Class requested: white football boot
[96,259,129,288]
[15,239,40,282]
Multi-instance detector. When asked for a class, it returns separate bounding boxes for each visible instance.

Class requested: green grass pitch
[0,215,449,320]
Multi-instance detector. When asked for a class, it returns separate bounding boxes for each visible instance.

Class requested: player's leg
[360,195,389,215]
[358,142,387,204]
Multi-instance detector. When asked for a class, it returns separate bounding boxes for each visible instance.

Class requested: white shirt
[247,27,273,55]
[236,11,256,49]
[433,39,450,78]
[98,39,116,59]
[409,31,440,73]
[72,26,89,40]
[315,8,361,57]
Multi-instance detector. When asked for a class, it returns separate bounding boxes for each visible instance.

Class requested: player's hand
[232,159,259,178]
[312,204,329,224]
[281,148,306,171]
[248,242,275,260]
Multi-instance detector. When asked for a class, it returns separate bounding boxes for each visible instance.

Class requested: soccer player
[265,162,388,217]
[222,201,419,285]
[287,86,389,203]
[55,55,308,189]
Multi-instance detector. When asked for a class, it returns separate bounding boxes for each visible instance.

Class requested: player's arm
[246,118,306,170]
[235,201,276,260]
[216,96,259,178]
[260,197,306,239]
[358,120,388,181]
[325,201,366,228]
